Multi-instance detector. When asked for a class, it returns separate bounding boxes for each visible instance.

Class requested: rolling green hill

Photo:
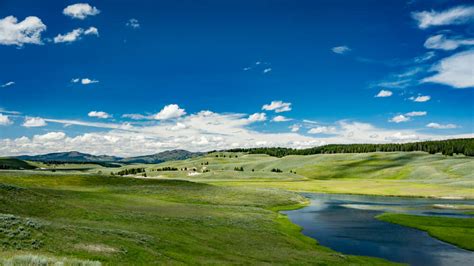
[0,158,36,170]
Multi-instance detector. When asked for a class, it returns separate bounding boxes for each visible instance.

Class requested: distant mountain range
[15,150,203,164]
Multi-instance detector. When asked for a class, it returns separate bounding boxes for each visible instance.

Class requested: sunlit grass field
[1,151,472,264]
[0,170,393,265]
[137,152,474,198]
[376,213,474,251]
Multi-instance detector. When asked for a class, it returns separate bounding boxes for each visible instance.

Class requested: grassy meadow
[0,170,393,265]
[1,151,473,264]
[376,213,474,251]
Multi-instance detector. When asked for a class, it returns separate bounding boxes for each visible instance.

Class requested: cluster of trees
[234,166,244,171]
[271,168,283,173]
[215,154,238,158]
[39,161,121,167]
[228,139,474,157]
[155,167,178,171]
[115,168,146,176]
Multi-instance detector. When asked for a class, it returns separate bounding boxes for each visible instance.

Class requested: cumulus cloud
[126,18,140,29]
[289,124,300,132]
[331,46,351,54]
[427,122,458,129]
[412,5,474,29]
[33,132,66,141]
[23,117,47,127]
[169,122,187,131]
[1,81,15,88]
[389,111,426,123]
[88,111,111,119]
[375,90,393,97]
[262,101,292,113]
[248,113,267,122]
[63,3,100,20]
[422,50,474,89]
[1,113,472,156]
[0,114,12,125]
[54,27,99,43]
[424,34,474,50]
[153,104,186,120]
[308,126,337,134]
[0,16,46,46]
[389,115,410,123]
[385,132,419,142]
[71,78,99,85]
[272,115,291,122]
[84,26,99,36]
[409,95,431,102]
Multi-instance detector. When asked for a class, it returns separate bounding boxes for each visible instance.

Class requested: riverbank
[376,213,474,251]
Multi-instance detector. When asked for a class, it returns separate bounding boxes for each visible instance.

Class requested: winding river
[283,193,474,266]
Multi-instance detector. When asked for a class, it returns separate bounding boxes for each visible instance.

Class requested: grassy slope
[140,152,474,198]
[0,171,392,265]
[0,158,36,170]
[376,213,474,251]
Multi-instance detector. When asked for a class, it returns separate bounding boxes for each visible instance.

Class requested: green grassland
[1,151,473,264]
[376,213,474,251]
[134,152,474,198]
[0,170,393,265]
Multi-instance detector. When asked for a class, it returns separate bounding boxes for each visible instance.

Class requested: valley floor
[1,151,473,264]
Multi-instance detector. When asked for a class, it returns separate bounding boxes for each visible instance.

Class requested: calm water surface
[283,193,474,266]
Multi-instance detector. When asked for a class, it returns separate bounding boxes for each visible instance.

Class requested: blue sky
[0,0,473,156]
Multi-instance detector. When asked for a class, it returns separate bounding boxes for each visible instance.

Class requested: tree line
[228,138,474,157]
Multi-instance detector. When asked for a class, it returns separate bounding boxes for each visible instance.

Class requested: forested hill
[228,138,474,157]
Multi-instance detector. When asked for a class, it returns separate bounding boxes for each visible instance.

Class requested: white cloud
[409,95,431,102]
[54,28,83,43]
[84,26,99,36]
[33,132,66,141]
[63,3,100,20]
[332,46,351,54]
[423,50,474,89]
[54,27,99,43]
[406,111,427,117]
[308,126,337,134]
[153,104,186,120]
[385,132,419,142]
[424,34,474,51]
[1,81,15,88]
[23,117,47,127]
[262,100,292,113]
[389,115,410,123]
[375,90,393,97]
[0,16,46,46]
[169,122,187,131]
[289,124,300,132]
[81,78,99,85]
[71,78,80,83]
[248,113,267,122]
[126,18,140,29]
[427,122,458,129]
[88,111,111,119]
[412,5,474,29]
[0,114,12,125]
[122,113,148,120]
[414,51,436,63]
[263,68,272,73]
[272,115,291,122]
[1,114,472,157]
